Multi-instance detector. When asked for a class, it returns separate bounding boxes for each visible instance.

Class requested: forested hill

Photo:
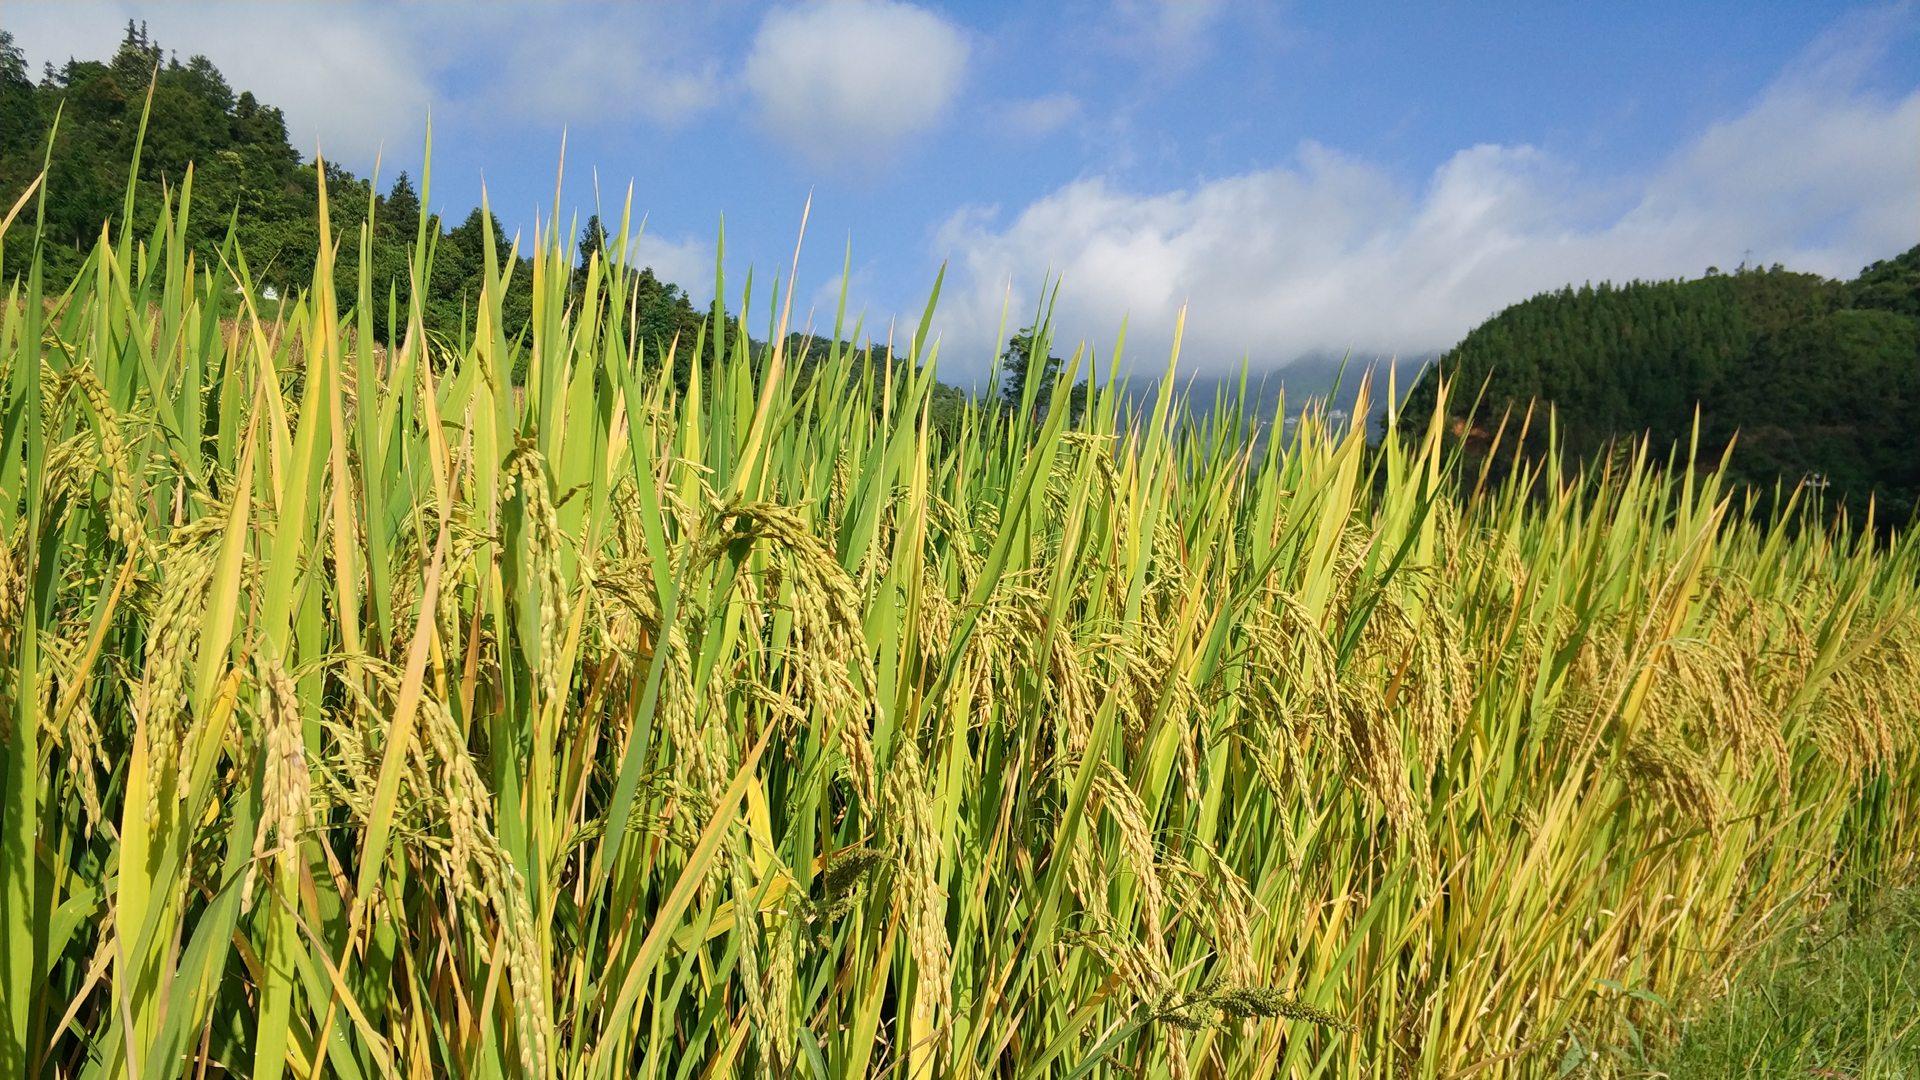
[0,23,713,364]
[1401,247,1920,527]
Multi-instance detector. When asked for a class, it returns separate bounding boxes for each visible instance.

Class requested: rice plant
[1,145,1916,1080]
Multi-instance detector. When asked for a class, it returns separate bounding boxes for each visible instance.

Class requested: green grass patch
[1659,885,1920,1079]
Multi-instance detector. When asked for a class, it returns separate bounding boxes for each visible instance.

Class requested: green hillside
[0,23,714,365]
[1402,248,1920,527]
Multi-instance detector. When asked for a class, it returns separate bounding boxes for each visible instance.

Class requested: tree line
[1401,247,1920,528]
[0,23,1048,415]
[0,23,713,372]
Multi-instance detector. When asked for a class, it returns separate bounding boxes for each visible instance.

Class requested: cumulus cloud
[5,2,731,175]
[994,93,1082,138]
[932,42,1920,379]
[1096,2,1225,78]
[629,232,715,305]
[448,5,721,129]
[6,2,433,169]
[744,2,969,169]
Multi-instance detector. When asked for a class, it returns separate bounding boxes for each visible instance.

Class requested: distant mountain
[1401,247,1920,527]
[1098,353,1426,462]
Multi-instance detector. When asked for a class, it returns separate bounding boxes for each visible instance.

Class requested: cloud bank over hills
[930,13,1919,380]
[6,3,1911,387]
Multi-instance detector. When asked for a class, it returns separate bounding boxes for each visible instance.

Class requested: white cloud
[6,2,432,169]
[995,93,1081,138]
[4,2,730,175]
[629,232,715,305]
[1092,2,1226,79]
[932,51,1920,380]
[447,6,721,129]
[744,2,969,169]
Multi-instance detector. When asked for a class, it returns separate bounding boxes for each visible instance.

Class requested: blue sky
[9,1,1917,383]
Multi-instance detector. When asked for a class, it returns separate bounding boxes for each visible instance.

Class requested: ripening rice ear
[5,141,1915,1080]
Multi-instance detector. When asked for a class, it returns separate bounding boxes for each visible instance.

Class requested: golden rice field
[2,161,1917,1080]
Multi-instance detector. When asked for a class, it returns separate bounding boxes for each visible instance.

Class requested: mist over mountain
[1095,352,1429,458]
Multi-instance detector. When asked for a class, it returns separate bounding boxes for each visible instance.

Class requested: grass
[1654,884,1920,1079]
[0,131,1917,1080]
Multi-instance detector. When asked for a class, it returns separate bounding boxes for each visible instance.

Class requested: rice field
[2,158,1918,1080]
